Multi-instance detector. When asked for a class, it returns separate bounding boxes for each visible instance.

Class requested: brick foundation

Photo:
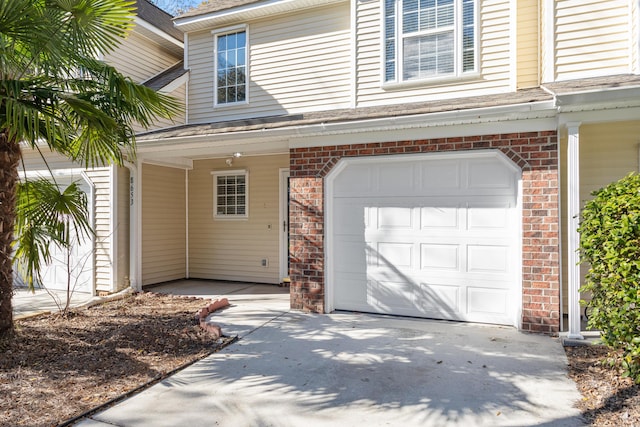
[289,131,560,333]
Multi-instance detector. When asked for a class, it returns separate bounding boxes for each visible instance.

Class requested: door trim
[279,168,290,282]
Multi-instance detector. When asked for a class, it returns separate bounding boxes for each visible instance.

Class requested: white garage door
[39,176,94,294]
[328,151,520,326]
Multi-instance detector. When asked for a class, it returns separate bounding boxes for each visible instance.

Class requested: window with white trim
[214,28,247,105]
[384,0,476,83]
[212,170,248,218]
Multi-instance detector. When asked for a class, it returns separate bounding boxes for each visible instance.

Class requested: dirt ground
[0,292,638,426]
[565,345,640,426]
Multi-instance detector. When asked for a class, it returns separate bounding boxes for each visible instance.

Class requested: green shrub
[578,172,640,383]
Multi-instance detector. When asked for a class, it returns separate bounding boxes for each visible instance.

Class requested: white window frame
[211,169,249,220]
[382,0,478,86]
[213,24,249,107]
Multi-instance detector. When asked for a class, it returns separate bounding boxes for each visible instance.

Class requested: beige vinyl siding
[141,164,186,286]
[560,121,640,314]
[633,0,640,74]
[554,0,630,81]
[116,167,130,291]
[355,0,513,107]
[188,154,288,284]
[516,0,539,88]
[84,168,113,293]
[104,31,181,83]
[187,3,351,124]
[19,147,83,172]
[135,83,187,133]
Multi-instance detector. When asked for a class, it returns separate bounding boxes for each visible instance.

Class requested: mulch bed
[565,345,640,426]
[0,292,230,427]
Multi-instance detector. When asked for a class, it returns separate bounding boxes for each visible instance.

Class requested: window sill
[213,215,249,221]
[213,100,249,110]
[381,72,482,91]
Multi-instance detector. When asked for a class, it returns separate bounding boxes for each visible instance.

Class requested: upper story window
[384,0,476,83]
[214,27,247,105]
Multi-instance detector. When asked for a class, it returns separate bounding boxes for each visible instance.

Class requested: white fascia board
[138,156,194,170]
[175,0,346,32]
[159,70,189,94]
[558,105,640,127]
[292,117,559,149]
[554,85,640,109]
[134,17,183,52]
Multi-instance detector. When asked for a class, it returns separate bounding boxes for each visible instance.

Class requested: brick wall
[289,131,560,333]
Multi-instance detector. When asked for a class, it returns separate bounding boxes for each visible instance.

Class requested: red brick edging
[194,298,230,339]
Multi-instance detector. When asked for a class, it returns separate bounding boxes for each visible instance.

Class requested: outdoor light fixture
[225,152,243,166]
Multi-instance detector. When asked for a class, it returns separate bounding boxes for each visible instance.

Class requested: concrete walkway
[74,280,584,427]
[13,288,94,319]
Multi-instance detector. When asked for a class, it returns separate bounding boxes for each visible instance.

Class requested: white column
[567,122,584,339]
[125,161,142,292]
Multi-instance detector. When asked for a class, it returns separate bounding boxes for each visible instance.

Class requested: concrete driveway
[76,281,584,427]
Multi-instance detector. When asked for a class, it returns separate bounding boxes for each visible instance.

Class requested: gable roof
[136,0,184,42]
[178,0,263,18]
[142,61,188,91]
[173,0,346,32]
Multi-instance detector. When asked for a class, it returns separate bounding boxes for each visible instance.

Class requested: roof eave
[174,0,347,32]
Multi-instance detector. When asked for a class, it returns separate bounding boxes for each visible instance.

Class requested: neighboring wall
[104,31,181,83]
[187,3,351,123]
[151,84,187,130]
[355,0,514,107]
[552,0,631,81]
[141,164,187,285]
[559,120,640,312]
[188,154,288,284]
[84,168,113,293]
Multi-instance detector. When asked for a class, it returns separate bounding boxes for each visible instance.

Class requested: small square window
[212,170,248,219]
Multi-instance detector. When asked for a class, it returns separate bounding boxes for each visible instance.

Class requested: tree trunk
[0,130,21,340]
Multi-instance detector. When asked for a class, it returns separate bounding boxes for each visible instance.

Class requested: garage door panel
[467,158,515,190]
[467,245,510,274]
[334,276,368,309]
[370,280,418,312]
[417,283,460,315]
[333,202,368,235]
[420,206,460,229]
[377,206,415,229]
[379,164,416,194]
[467,204,512,230]
[375,242,414,269]
[421,161,461,190]
[334,239,368,273]
[420,243,460,271]
[467,287,509,318]
[334,165,375,196]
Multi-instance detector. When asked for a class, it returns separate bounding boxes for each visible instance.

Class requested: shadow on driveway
[81,306,585,427]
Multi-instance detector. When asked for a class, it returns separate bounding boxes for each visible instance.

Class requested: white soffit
[134,17,183,56]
